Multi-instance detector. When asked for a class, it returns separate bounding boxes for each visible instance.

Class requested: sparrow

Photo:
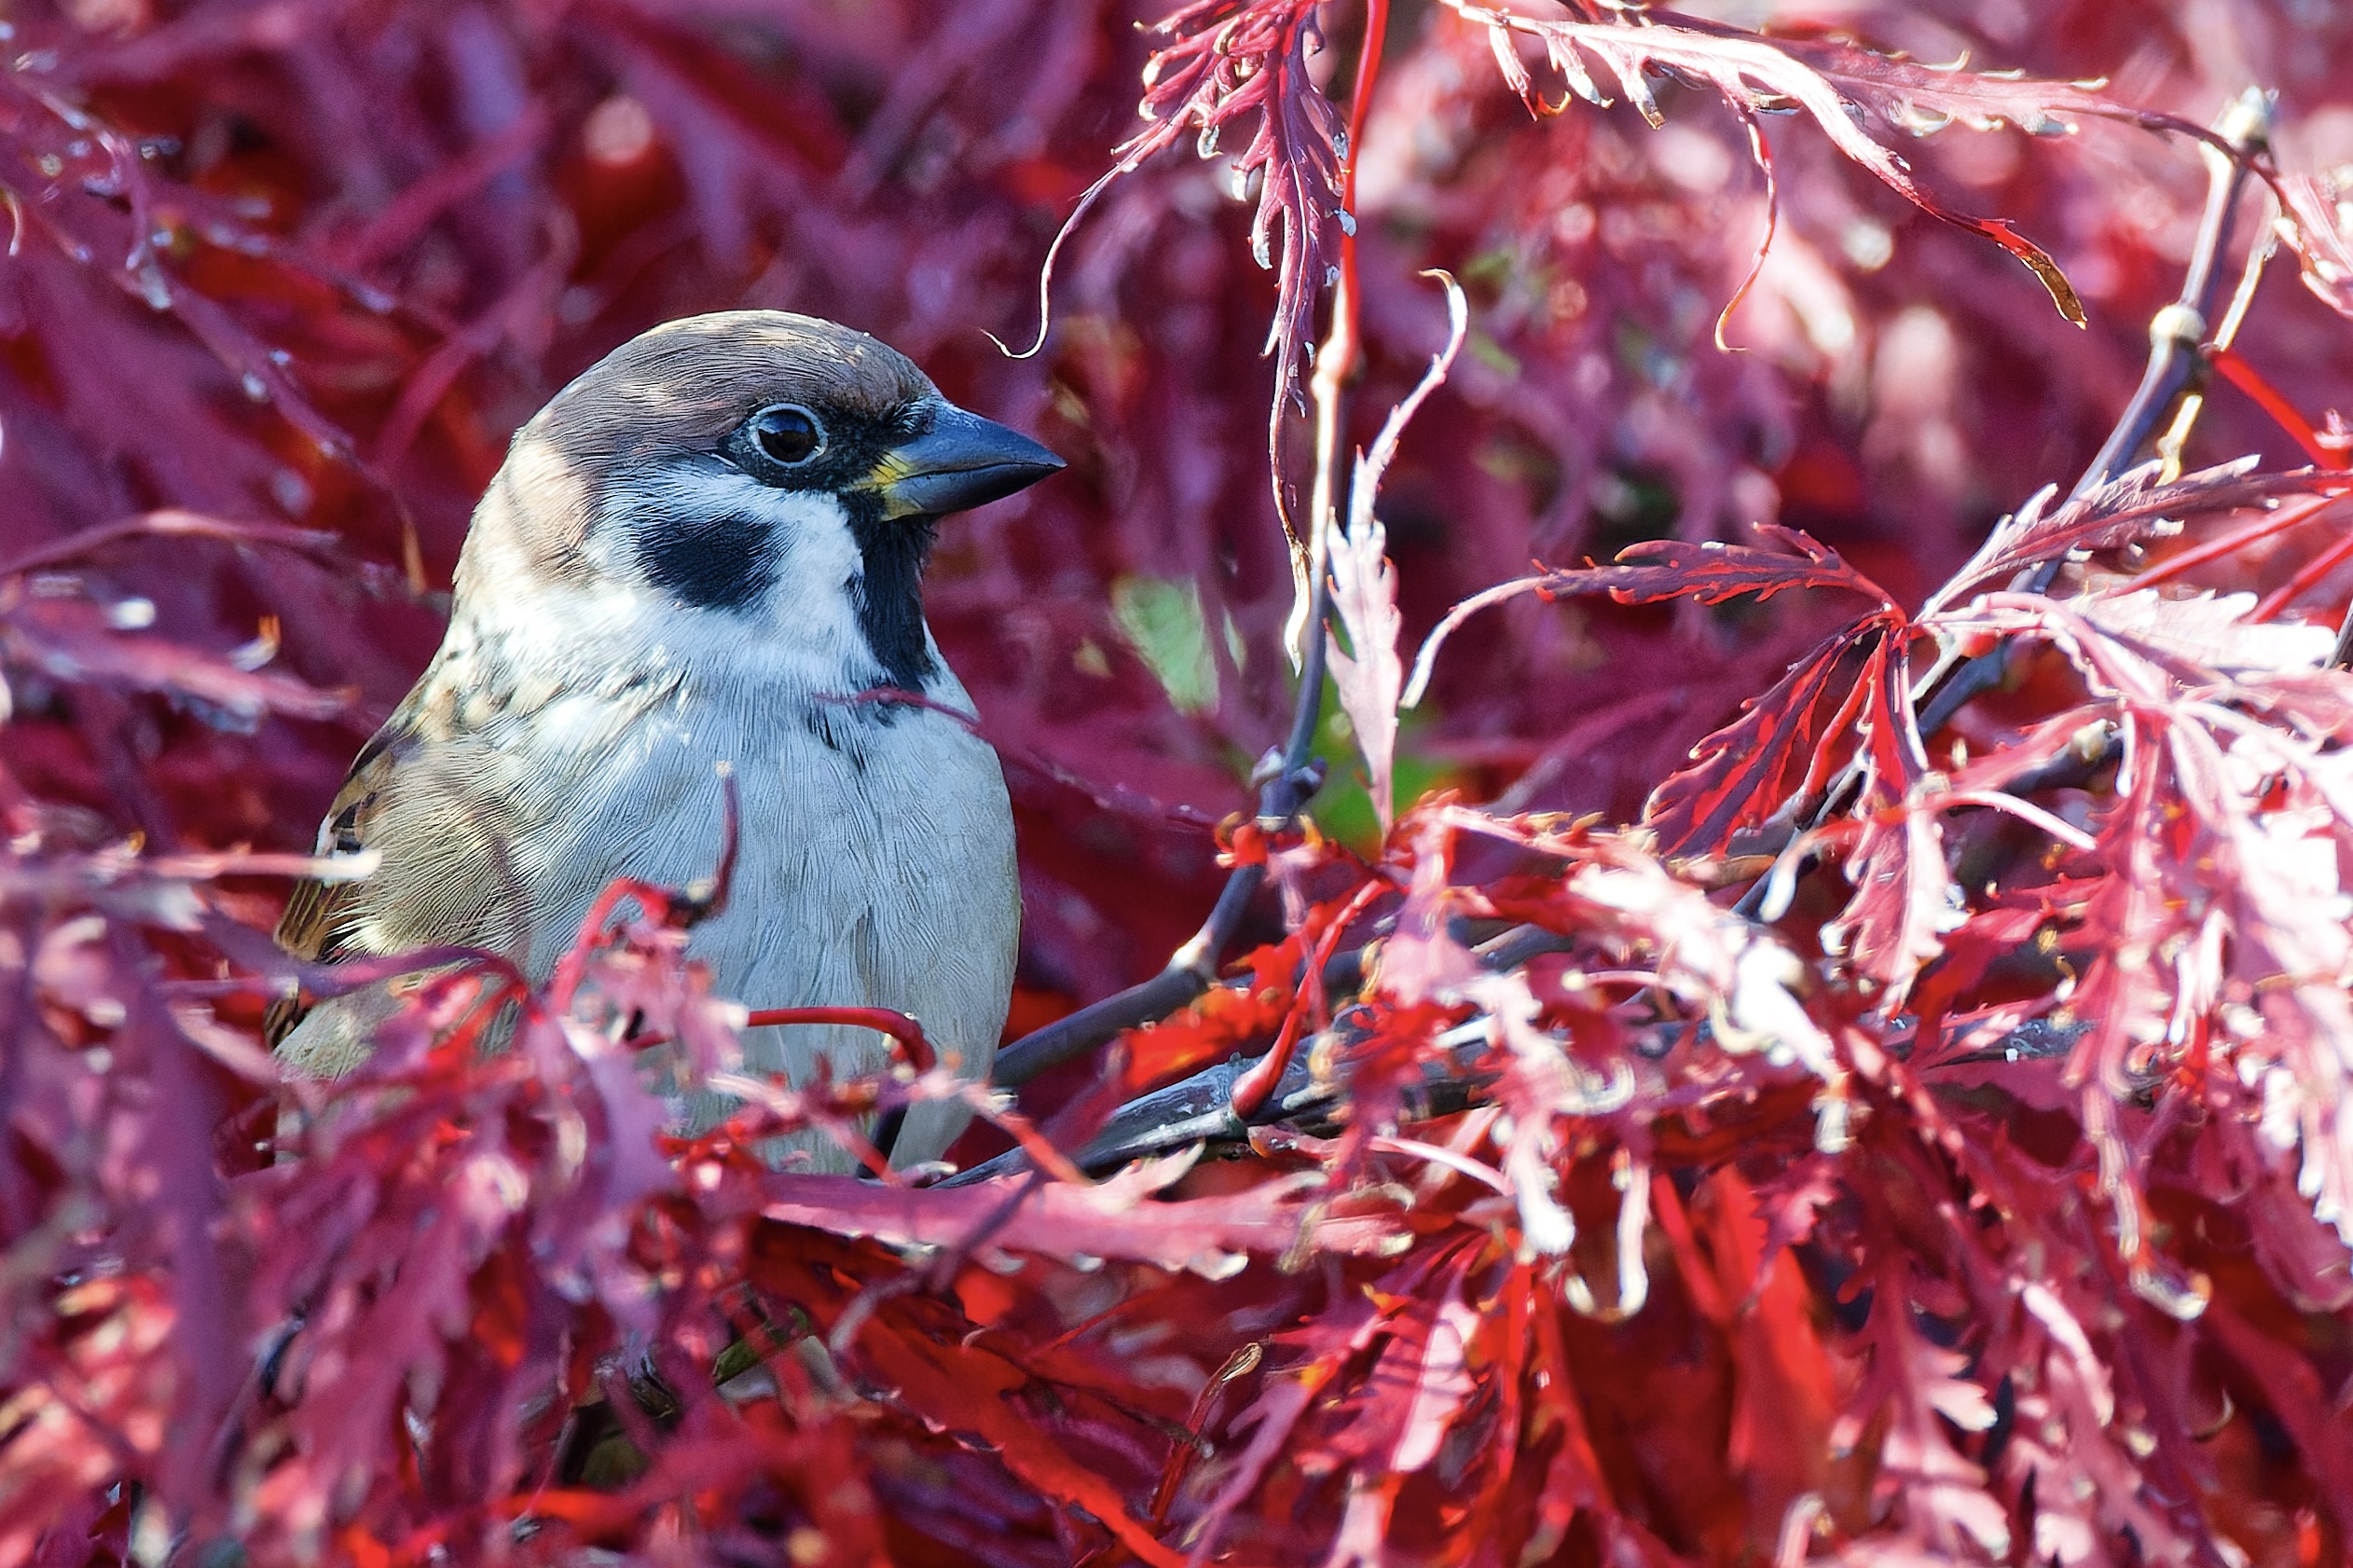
[268,309,1063,1169]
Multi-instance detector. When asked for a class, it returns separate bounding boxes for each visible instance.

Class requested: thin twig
[992,3,1390,1092]
[990,585,1332,1091]
[741,1006,934,1074]
[950,1022,1493,1185]
[963,1008,2090,1183]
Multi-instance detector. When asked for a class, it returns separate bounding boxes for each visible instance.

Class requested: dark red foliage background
[6,0,2353,1564]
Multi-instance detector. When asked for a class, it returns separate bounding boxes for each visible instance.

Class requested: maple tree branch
[1910,88,2272,738]
[990,576,1333,1093]
[961,924,1554,1184]
[1728,91,2274,918]
[970,1007,2089,1182]
[993,5,1391,1093]
[956,1021,1493,1184]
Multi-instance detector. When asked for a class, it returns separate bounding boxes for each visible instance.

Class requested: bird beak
[865,401,1066,520]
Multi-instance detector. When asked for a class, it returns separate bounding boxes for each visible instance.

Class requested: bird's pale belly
[534,697,1020,1168]
[678,731,1017,1164]
[280,689,1017,1171]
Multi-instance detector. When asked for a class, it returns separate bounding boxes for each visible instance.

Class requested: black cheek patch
[639,512,779,612]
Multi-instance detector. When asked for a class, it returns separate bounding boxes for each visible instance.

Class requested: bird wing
[264,715,408,1046]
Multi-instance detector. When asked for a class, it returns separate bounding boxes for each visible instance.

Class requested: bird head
[455,310,1064,694]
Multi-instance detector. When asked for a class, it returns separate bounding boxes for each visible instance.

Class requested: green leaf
[1112,573,1220,716]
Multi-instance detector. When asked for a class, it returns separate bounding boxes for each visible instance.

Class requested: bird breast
[525,668,1019,1167]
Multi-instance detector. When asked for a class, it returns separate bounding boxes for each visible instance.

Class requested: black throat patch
[846,503,939,694]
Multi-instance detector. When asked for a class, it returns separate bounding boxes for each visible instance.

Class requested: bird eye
[748,404,824,466]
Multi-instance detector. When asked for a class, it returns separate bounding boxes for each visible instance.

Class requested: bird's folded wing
[264,714,408,1046]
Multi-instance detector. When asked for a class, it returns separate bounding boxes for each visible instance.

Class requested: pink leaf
[1640,614,1894,859]
[2281,170,2353,321]
[1407,525,1892,709]
[1443,4,2234,324]
[1328,275,1466,834]
[1926,460,2346,609]
[760,1151,1405,1274]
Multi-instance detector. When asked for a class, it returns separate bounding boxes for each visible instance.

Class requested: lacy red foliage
[7,1,2353,1565]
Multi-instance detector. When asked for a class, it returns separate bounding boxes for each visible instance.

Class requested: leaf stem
[1299,0,1388,649]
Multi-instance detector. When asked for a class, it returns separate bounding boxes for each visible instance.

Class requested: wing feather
[264,717,410,1045]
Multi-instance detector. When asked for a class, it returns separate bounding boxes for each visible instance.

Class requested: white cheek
[450,464,900,722]
[753,488,866,635]
[603,467,879,694]
[452,577,668,695]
